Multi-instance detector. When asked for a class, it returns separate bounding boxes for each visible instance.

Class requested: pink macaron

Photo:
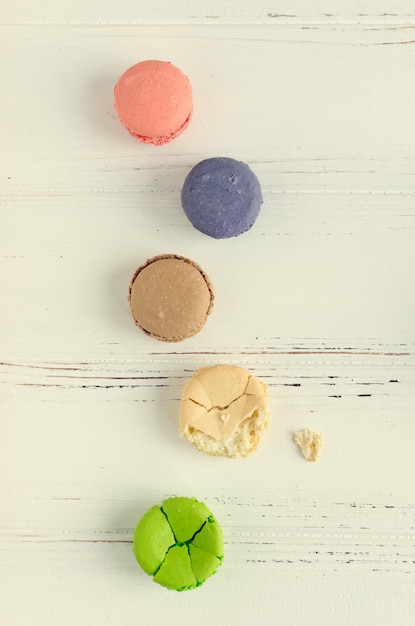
[114,60,193,146]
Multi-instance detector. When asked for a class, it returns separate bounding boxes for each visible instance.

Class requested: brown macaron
[128,254,214,342]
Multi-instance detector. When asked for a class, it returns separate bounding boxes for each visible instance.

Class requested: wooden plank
[1,191,414,360]
[2,24,415,195]
[2,0,415,25]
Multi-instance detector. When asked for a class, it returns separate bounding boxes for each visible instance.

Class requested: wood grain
[3,0,415,25]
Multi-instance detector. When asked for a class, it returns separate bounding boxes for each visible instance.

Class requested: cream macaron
[180,364,270,458]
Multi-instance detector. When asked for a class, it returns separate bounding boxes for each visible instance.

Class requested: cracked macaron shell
[180,364,269,442]
[133,497,223,591]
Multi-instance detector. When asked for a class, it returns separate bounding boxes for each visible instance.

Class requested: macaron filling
[126,112,192,146]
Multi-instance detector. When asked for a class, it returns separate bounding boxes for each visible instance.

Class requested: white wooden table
[1,2,415,624]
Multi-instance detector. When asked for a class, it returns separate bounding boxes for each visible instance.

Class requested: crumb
[294,428,323,462]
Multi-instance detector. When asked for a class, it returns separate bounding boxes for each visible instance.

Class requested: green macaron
[133,496,224,591]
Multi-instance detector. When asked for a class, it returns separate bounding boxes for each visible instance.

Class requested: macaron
[181,157,263,238]
[180,364,270,458]
[133,496,224,591]
[128,254,214,342]
[114,60,193,146]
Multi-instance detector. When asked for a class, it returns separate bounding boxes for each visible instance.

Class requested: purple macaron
[181,157,263,239]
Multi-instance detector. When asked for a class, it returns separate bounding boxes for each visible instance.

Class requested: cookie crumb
[294,429,323,462]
